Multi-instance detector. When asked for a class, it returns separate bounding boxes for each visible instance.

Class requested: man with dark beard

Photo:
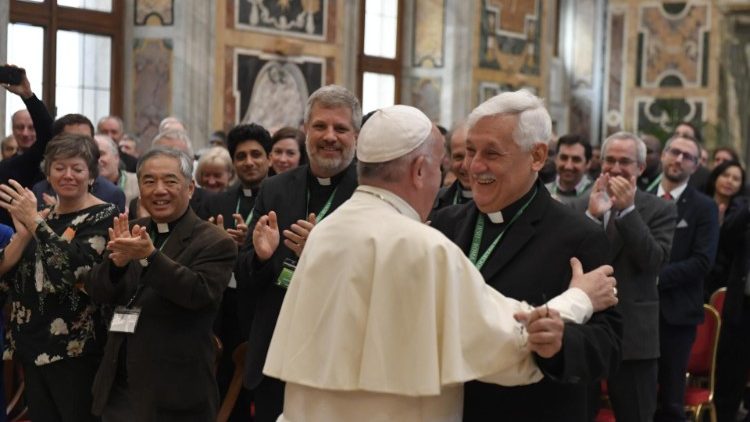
[235,85,361,422]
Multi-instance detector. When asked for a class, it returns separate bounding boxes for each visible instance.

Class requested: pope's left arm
[535,228,623,383]
[658,198,719,291]
[141,229,237,309]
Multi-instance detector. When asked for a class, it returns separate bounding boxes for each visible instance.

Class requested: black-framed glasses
[665,147,698,163]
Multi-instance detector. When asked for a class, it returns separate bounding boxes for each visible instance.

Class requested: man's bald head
[11,109,35,151]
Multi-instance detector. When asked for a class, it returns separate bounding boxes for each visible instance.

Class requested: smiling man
[433,121,473,210]
[431,90,621,422]
[83,147,236,421]
[650,134,718,421]
[234,85,361,422]
[544,134,593,205]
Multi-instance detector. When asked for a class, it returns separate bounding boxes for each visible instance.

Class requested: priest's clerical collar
[242,188,253,197]
[150,208,189,233]
[482,184,537,225]
[461,188,473,199]
[307,165,349,188]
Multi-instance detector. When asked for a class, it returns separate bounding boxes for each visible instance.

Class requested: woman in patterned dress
[0,133,118,422]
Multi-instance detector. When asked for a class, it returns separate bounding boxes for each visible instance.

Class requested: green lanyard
[306,187,338,221]
[452,189,461,205]
[468,188,538,270]
[235,197,253,225]
[647,174,662,192]
[118,172,126,190]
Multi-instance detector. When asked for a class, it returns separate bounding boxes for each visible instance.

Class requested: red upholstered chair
[684,304,721,422]
[595,408,616,422]
[709,287,726,317]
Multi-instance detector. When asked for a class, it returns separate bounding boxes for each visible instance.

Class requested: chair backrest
[709,287,726,317]
[687,305,721,382]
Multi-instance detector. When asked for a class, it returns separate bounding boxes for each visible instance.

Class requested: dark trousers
[608,358,658,422]
[655,320,697,422]
[22,355,100,422]
[716,305,750,422]
[253,376,284,422]
[215,288,254,421]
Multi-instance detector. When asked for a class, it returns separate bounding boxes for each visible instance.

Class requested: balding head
[11,109,35,151]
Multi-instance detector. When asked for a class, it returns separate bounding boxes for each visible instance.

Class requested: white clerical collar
[156,223,170,233]
[657,179,688,201]
[486,210,504,224]
[356,185,420,222]
[242,188,253,197]
[461,188,473,198]
[317,177,331,186]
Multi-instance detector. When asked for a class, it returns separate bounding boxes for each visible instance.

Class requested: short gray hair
[196,146,235,181]
[97,115,123,131]
[601,131,647,166]
[304,85,362,131]
[466,89,551,151]
[137,147,193,181]
[152,129,194,158]
[94,134,119,156]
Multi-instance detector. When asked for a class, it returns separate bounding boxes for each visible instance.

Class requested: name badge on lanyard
[275,258,297,289]
[109,306,141,333]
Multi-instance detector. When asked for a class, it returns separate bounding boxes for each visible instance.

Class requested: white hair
[152,129,194,158]
[601,131,647,166]
[94,134,119,156]
[466,89,552,151]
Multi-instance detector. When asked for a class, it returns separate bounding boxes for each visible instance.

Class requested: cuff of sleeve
[585,210,603,224]
[616,204,636,219]
[547,287,593,324]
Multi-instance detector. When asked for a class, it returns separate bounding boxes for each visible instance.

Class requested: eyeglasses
[603,156,636,167]
[665,147,698,163]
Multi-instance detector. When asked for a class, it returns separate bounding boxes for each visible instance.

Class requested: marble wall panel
[413,0,444,68]
[477,81,536,104]
[235,0,328,40]
[479,0,541,76]
[637,2,710,88]
[135,0,174,26]
[133,38,172,145]
[604,7,626,134]
[411,77,441,121]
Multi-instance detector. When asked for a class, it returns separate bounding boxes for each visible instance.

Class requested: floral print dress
[0,203,117,366]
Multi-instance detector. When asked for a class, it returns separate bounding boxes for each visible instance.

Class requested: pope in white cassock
[260,105,618,421]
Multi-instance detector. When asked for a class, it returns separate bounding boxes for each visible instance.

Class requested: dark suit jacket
[431,182,622,422]
[432,180,471,211]
[573,190,676,360]
[657,186,719,326]
[235,163,358,389]
[714,197,750,324]
[84,209,236,421]
[0,95,53,225]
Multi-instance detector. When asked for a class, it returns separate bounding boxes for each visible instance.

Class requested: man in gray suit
[573,132,677,421]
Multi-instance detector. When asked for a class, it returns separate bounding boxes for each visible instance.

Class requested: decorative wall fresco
[604,7,626,135]
[134,0,174,26]
[235,0,328,40]
[133,39,172,145]
[636,97,705,138]
[232,49,324,130]
[413,0,444,68]
[479,0,541,76]
[637,2,710,88]
[411,77,441,121]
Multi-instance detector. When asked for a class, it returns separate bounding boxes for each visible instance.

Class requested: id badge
[109,306,141,333]
[275,258,297,289]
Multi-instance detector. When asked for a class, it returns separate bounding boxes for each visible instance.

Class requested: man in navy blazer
[649,134,719,421]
